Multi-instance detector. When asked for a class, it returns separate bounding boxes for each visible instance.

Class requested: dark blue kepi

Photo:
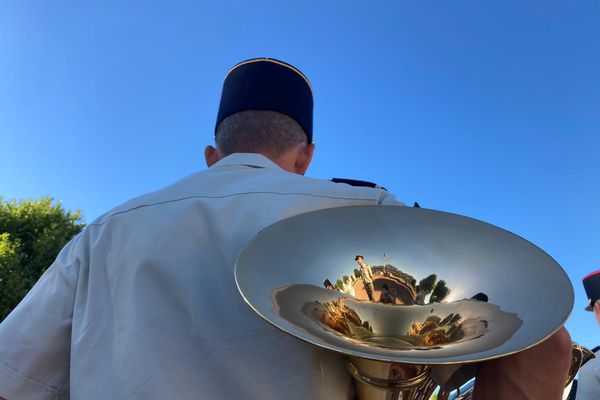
[583,270,600,311]
[215,58,314,143]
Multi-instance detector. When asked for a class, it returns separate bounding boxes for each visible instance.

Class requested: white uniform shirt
[576,350,600,400]
[0,153,402,400]
[361,264,374,284]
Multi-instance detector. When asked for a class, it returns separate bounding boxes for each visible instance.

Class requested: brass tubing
[345,358,432,391]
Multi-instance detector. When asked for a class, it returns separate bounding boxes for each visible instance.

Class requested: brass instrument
[235,206,583,399]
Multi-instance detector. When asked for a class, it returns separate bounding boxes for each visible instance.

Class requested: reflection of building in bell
[350,266,417,304]
[344,261,450,304]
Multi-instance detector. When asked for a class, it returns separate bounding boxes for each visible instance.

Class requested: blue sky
[1,2,599,348]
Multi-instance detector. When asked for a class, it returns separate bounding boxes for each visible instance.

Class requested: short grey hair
[215,110,307,159]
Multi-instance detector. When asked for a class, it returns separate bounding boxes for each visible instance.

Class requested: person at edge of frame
[565,270,600,400]
[0,58,572,400]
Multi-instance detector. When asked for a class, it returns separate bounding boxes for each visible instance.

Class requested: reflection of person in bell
[380,283,395,304]
[355,255,375,301]
[342,275,355,297]
[323,279,336,290]
[569,270,600,400]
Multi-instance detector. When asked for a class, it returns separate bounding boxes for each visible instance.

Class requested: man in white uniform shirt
[0,58,572,399]
[572,270,600,399]
[355,255,375,301]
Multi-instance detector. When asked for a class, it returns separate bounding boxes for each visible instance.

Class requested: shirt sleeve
[0,233,84,400]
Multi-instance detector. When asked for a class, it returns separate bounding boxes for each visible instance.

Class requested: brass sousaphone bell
[235,206,583,399]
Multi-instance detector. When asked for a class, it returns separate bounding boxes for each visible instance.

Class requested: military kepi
[583,270,600,311]
[215,58,314,143]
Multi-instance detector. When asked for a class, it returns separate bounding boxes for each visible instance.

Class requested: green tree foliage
[0,233,26,319]
[335,279,344,290]
[429,280,450,303]
[354,268,361,278]
[0,197,84,321]
[417,274,437,294]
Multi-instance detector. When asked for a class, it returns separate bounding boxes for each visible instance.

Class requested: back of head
[215,110,306,159]
[583,270,600,313]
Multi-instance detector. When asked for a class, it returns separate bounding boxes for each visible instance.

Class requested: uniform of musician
[0,57,573,400]
[355,255,375,301]
[574,270,600,399]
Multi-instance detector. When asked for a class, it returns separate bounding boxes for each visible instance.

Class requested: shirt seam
[89,191,381,227]
[212,163,266,169]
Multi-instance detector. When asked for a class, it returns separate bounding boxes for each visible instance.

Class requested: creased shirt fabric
[0,153,402,400]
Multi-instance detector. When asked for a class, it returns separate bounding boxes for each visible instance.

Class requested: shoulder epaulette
[331,178,387,191]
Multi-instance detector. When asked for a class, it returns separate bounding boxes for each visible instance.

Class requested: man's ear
[294,143,315,175]
[204,145,220,167]
[594,301,600,326]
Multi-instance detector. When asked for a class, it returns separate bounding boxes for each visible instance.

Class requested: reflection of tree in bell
[313,300,484,349]
[408,313,465,346]
[417,274,437,294]
[316,299,373,338]
[430,280,449,303]
[415,275,450,304]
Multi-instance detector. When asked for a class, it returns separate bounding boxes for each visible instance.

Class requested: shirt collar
[211,153,283,170]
